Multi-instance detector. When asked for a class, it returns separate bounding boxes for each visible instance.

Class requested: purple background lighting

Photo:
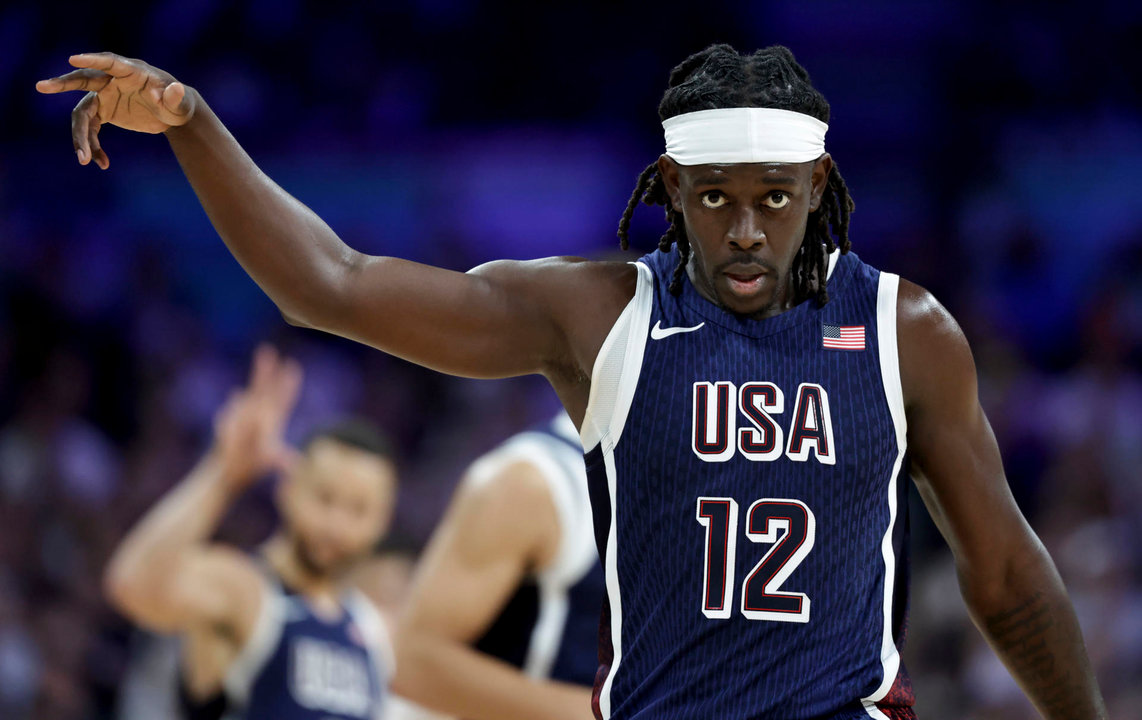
[1,1,1140,718]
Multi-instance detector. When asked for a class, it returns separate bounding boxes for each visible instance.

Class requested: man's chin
[295,545,346,578]
[716,290,776,318]
[711,277,779,316]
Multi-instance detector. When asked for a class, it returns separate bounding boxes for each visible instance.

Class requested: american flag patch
[822,324,866,350]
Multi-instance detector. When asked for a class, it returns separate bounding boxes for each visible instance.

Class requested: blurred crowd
[2,1,1141,718]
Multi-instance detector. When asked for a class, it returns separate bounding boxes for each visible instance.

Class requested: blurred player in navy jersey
[40,43,1106,719]
[104,346,397,720]
[387,411,602,720]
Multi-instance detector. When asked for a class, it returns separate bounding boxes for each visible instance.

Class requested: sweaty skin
[38,54,1107,720]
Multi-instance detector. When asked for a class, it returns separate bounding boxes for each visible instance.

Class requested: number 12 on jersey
[696,497,816,623]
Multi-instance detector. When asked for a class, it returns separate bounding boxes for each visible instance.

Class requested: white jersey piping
[579,262,655,453]
[862,271,907,717]
[222,578,285,705]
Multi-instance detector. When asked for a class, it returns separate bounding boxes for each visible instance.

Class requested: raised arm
[35,54,634,392]
[897,281,1107,720]
[104,346,300,640]
[391,459,593,720]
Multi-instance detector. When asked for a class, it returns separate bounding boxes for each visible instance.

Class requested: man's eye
[700,192,727,209]
[763,193,790,209]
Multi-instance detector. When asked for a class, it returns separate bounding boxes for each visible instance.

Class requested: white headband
[663,108,828,165]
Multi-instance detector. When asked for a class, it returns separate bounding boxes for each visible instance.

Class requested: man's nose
[726,207,765,249]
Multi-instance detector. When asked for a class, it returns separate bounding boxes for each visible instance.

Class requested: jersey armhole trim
[478,436,581,581]
[826,247,840,281]
[469,434,593,585]
[519,436,592,680]
[580,261,654,453]
[222,578,282,705]
[877,272,907,445]
[345,590,396,683]
[461,431,594,682]
[862,271,907,713]
[532,441,597,586]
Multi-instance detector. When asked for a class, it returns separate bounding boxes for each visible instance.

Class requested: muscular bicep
[118,546,264,639]
[400,461,559,644]
[334,257,556,378]
[898,282,1039,578]
[324,256,635,389]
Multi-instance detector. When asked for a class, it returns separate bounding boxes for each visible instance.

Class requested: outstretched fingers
[271,357,303,418]
[244,345,302,430]
[68,52,137,78]
[249,344,277,391]
[36,68,113,95]
[248,345,302,412]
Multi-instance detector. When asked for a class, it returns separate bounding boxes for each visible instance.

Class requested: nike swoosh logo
[650,320,705,340]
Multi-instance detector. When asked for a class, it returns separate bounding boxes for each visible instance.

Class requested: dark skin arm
[34,53,635,423]
[898,280,1107,720]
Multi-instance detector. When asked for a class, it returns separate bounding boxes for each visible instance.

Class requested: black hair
[617,44,854,306]
[303,418,396,465]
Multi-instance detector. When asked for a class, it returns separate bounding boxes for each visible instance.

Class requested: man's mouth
[721,262,770,297]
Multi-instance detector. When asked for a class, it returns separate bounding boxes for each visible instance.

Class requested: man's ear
[809,153,833,212]
[658,155,683,212]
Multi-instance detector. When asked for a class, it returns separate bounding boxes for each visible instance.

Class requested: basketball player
[40,45,1107,719]
[388,411,602,720]
[103,345,398,719]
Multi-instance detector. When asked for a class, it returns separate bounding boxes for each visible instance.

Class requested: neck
[262,534,339,599]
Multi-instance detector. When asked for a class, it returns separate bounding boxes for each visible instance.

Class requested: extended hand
[211,345,303,491]
[35,52,196,169]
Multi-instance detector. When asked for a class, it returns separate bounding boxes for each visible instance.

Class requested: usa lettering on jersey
[290,637,372,717]
[691,381,835,464]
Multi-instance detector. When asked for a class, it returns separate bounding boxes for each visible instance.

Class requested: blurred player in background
[388,411,602,720]
[38,43,1108,720]
[104,345,398,720]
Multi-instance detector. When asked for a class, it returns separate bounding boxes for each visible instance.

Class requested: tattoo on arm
[983,591,1095,720]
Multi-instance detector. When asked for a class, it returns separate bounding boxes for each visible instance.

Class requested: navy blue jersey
[580,247,913,720]
[221,578,392,720]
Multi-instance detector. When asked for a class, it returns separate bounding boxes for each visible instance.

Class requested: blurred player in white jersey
[388,412,603,720]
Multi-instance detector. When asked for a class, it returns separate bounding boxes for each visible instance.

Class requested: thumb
[155,82,194,125]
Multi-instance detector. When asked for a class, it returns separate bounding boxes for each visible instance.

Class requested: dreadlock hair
[617,44,855,306]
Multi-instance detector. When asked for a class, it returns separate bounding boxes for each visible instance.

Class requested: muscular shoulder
[547,258,639,375]
[188,545,265,605]
[896,279,979,418]
[467,256,636,307]
[168,544,265,643]
[452,456,561,571]
[470,256,638,411]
